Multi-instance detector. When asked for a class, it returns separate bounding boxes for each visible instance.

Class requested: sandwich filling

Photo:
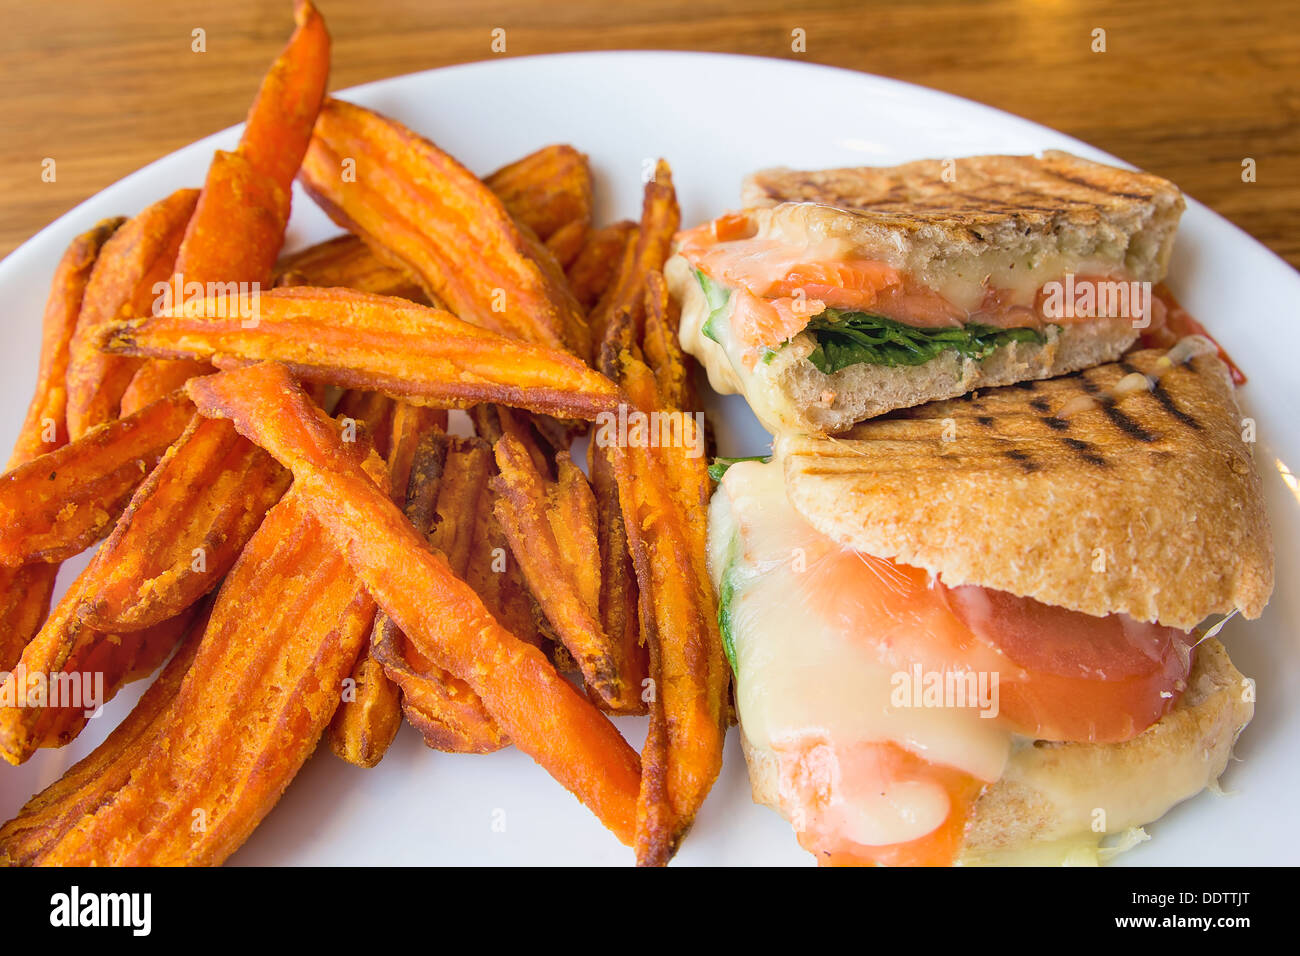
[675,209,1156,374]
[711,458,1195,866]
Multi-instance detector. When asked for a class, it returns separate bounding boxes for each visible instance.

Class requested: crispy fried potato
[76,413,291,631]
[334,389,396,460]
[546,218,588,270]
[484,144,593,244]
[0,391,193,566]
[188,363,642,843]
[327,398,444,767]
[589,162,679,344]
[66,190,199,439]
[101,286,622,420]
[567,220,636,311]
[587,438,649,716]
[327,648,402,769]
[13,218,124,462]
[600,320,726,865]
[300,98,590,358]
[123,0,328,412]
[370,433,511,753]
[25,481,373,864]
[492,435,641,711]
[641,269,697,412]
[0,613,206,865]
[275,233,429,303]
[0,561,197,765]
[386,403,447,504]
[1,218,124,671]
[0,566,59,675]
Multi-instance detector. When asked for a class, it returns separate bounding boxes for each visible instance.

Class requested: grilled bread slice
[741,151,1185,283]
[778,349,1273,629]
[742,636,1254,865]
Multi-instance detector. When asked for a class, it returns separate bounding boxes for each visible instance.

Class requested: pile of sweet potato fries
[0,0,726,867]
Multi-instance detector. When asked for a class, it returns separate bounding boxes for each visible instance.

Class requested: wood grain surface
[0,0,1296,266]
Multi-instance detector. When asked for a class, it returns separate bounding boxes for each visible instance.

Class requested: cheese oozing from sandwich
[711,457,1195,865]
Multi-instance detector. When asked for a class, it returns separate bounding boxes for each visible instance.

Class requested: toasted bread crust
[741,637,1253,864]
[743,151,1184,283]
[779,350,1273,628]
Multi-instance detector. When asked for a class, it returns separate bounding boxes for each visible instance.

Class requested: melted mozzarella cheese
[711,459,1012,847]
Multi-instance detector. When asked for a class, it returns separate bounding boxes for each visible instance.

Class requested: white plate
[1,52,1296,866]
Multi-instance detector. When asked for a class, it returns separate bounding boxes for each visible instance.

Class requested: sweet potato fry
[0,560,196,765]
[119,148,289,414]
[0,566,59,675]
[101,286,622,420]
[587,437,648,716]
[12,216,122,488]
[497,407,555,480]
[470,404,578,471]
[66,190,200,438]
[1,219,123,670]
[12,218,124,463]
[327,398,444,766]
[327,647,402,769]
[275,233,429,302]
[368,433,511,754]
[567,220,637,311]
[26,478,374,865]
[599,323,726,865]
[237,0,331,192]
[0,391,193,566]
[300,98,589,358]
[386,402,448,502]
[492,436,639,711]
[642,269,697,412]
[484,144,593,244]
[552,454,602,626]
[0,615,205,866]
[76,413,291,631]
[334,389,396,460]
[546,218,588,270]
[589,162,680,344]
[122,0,329,412]
[188,363,641,843]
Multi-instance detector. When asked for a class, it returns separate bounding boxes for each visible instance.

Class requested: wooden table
[2,0,1296,266]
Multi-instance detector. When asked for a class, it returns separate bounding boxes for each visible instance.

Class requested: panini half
[709,347,1271,865]
[671,151,1185,434]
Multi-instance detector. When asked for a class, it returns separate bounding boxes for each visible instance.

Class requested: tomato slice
[944,585,1195,743]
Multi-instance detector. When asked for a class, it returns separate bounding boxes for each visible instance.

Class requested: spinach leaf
[804,309,1048,374]
[696,270,732,344]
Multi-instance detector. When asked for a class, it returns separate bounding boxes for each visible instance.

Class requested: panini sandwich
[709,345,1271,865]
[670,151,1185,433]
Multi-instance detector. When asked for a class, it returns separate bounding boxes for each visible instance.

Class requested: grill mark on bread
[1029,398,1050,412]
[1040,166,1155,203]
[1042,415,1069,431]
[1063,437,1109,468]
[1002,448,1039,472]
[1118,359,1204,431]
[1099,398,1159,443]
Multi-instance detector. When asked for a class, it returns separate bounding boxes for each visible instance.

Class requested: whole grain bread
[741,637,1253,864]
[778,349,1273,629]
[746,317,1137,434]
